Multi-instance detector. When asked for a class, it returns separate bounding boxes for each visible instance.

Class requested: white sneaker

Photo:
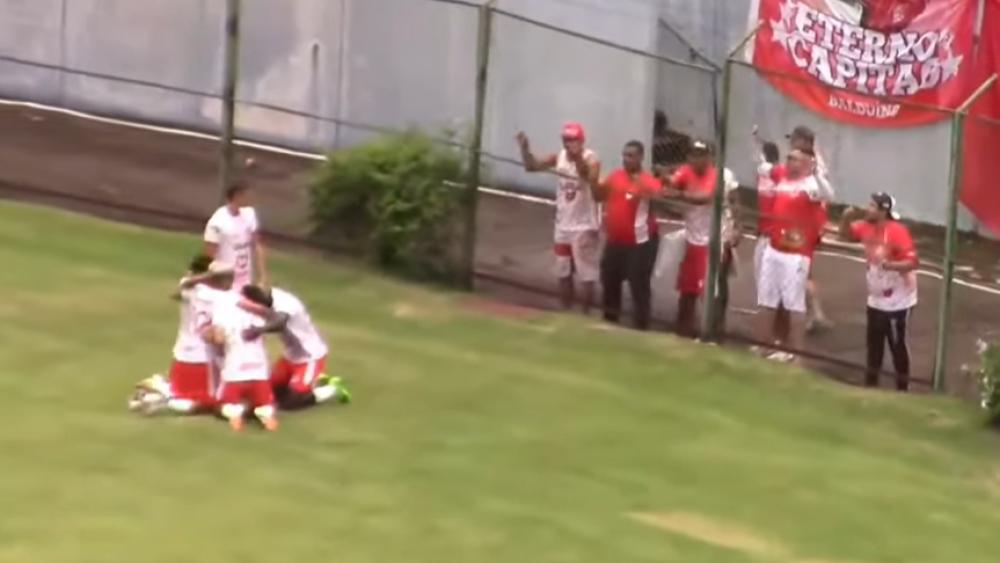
[766,351,796,363]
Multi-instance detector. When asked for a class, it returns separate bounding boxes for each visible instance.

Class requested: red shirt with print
[850,219,919,310]
[769,175,822,256]
[604,169,661,246]
[758,163,786,236]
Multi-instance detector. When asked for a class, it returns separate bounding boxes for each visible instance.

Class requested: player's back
[272,288,328,361]
[173,281,230,363]
[217,305,269,383]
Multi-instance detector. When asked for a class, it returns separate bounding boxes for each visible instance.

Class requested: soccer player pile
[129,183,351,432]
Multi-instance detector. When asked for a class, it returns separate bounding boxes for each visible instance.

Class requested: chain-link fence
[700,41,998,397]
[0,0,996,399]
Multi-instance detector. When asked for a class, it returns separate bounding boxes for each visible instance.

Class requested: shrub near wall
[309,130,467,284]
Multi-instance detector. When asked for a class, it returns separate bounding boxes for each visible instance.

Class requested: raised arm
[838,206,867,242]
[516,132,558,172]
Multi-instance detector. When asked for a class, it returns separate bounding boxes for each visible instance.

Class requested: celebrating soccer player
[241,285,352,409]
[204,181,268,292]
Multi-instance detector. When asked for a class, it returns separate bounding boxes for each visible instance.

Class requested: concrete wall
[0,0,973,228]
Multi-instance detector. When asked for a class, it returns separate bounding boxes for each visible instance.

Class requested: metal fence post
[702,23,760,339]
[932,74,998,392]
[461,0,495,289]
[219,0,242,200]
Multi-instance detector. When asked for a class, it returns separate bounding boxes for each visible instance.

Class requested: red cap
[561,122,585,141]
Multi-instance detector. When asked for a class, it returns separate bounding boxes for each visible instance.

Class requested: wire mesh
[714,61,961,391]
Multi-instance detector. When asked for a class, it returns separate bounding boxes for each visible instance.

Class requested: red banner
[960,0,1000,236]
[752,0,980,126]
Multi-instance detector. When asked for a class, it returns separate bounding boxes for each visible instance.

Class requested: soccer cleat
[136,374,171,396]
[330,376,352,404]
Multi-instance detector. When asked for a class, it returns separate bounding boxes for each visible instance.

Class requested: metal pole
[219,0,242,199]
[702,23,761,339]
[461,1,495,289]
[932,74,998,391]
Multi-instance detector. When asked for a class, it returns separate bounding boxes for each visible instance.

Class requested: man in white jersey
[241,285,352,410]
[516,122,601,313]
[207,297,287,432]
[133,256,237,415]
[204,181,268,292]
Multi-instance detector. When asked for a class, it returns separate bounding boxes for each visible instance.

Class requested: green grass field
[2,201,1000,563]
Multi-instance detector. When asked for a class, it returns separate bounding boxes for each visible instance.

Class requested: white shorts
[554,229,600,282]
[757,243,811,313]
[753,236,768,286]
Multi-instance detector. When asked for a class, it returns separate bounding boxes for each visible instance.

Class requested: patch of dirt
[629,511,783,558]
[629,512,868,563]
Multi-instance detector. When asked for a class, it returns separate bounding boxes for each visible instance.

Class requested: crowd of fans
[516,115,920,392]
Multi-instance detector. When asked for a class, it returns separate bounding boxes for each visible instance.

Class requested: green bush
[975,339,1000,424]
[309,130,468,283]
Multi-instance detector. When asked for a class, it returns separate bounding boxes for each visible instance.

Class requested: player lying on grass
[205,293,290,432]
[241,285,352,410]
[133,256,238,415]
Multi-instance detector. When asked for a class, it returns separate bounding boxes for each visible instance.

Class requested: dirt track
[0,102,996,398]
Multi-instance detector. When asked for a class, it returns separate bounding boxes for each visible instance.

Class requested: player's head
[241,284,274,309]
[688,140,713,174]
[786,147,815,179]
[869,192,900,222]
[188,253,213,275]
[225,181,251,208]
[787,125,816,151]
[561,122,586,156]
[207,261,235,290]
[763,141,780,165]
[621,140,645,173]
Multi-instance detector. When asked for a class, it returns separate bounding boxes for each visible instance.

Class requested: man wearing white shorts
[757,148,826,360]
[517,123,601,313]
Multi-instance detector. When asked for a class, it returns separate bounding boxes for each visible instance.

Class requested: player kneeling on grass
[131,256,237,415]
[206,297,289,432]
[241,285,352,409]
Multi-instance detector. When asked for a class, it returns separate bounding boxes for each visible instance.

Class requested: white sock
[167,398,196,414]
[221,403,245,420]
[313,385,337,403]
[254,405,276,420]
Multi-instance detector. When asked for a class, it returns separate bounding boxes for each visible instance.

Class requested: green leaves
[309,130,466,283]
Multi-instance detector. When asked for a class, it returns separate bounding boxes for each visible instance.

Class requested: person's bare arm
[575,153,601,191]
[242,310,290,340]
[516,132,557,172]
[591,176,610,203]
[203,241,219,259]
[838,206,867,241]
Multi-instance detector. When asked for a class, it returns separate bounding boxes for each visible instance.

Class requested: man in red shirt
[661,141,720,337]
[839,193,919,391]
[756,148,824,360]
[594,140,662,330]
